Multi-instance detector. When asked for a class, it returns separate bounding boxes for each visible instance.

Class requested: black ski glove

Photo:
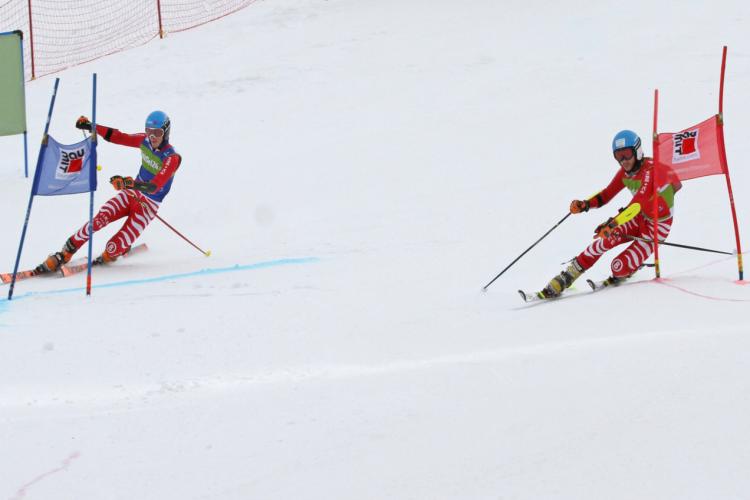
[75,116,92,131]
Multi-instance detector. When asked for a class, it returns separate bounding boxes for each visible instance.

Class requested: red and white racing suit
[575,158,681,278]
[68,124,181,259]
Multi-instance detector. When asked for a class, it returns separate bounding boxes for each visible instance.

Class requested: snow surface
[2,1,750,498]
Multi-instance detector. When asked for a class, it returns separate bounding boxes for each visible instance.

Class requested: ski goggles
[146,127,165,140]
[613,148,635,163]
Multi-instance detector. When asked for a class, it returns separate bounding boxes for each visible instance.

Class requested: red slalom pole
[652,88,661,278]
[717,46,744,281]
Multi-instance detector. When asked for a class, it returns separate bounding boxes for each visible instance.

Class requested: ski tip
[586,279,597,290]
[518,290,529,302]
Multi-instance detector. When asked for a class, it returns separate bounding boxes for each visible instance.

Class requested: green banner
[0,31,27,136]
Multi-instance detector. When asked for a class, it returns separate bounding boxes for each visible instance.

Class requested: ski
[586,278,607,291]
[518,281,610,302]
[1,243,149,284]
[0,268,45,284]
[59,259,101,278]
[518,288,588,303]
[521,263,653,302]
[518,289,548,302]
[586,276,628,291]
[60,243,149,277]
[521,277,626,298]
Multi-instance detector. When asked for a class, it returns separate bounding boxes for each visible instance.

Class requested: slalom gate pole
[652,88,662,278]
[717,46,744,281]
[626,235,735,256]
[19,30,29,178]
[86,73,97,296]
[8,78,60,300]
[482,212,571,291]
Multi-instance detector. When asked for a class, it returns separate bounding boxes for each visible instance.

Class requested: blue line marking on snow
[1,257,319,305]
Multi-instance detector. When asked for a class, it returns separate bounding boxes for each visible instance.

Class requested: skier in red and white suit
[37,111,181,273]
[540,129,681,298]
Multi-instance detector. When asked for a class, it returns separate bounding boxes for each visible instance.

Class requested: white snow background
[2,1,750,498]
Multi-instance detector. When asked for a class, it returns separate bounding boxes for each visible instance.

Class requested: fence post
[27,0,35,79]
[156,0,164,39]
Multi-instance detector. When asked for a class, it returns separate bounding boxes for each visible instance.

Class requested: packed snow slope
[2,1,750,499]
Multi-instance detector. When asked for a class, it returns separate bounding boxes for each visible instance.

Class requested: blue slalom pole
[8,78,60,300]
[23,131,28,178]
[1,30,29,177]
[19,31,29,178]
[86,73,98,296]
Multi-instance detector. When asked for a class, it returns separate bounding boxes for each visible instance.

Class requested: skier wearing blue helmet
[530,129,682,300]
[35,111,182,273]
[145,110,171,144]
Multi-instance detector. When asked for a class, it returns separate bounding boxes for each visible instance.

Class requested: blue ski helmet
[145,110,170,143]
[611,130,643,161]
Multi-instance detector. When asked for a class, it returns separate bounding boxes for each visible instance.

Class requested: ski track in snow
[0,256,318,306]
[3,322,744,414]
[656,278,750,301]
[9,452,81,500]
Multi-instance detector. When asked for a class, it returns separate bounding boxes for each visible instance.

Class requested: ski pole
[482,212,572,291]
[153,213,211,257]
[121,188,211,257]
[626,235,735,256]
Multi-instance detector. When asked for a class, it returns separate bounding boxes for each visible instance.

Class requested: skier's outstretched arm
[75,116,144,148]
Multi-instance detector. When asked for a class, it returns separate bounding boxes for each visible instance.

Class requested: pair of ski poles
[481,213,735,291]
